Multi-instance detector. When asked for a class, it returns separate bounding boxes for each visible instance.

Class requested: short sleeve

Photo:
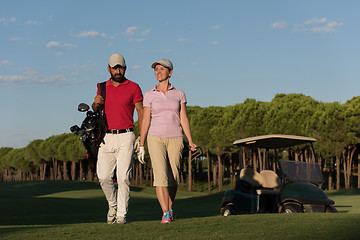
[180,90,187,104]
[132,83,143,104]
[143,91,152,108]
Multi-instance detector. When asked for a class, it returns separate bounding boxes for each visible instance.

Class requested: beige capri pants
[147,135,184,187]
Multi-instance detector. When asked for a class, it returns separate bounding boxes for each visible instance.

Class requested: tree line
[1,93,360,191]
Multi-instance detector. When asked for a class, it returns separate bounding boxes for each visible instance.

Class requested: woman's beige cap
[151,59,173,70]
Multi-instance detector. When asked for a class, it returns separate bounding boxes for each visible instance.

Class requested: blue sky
[1,0,359,148]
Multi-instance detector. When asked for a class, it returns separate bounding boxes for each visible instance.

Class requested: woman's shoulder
[143,88,158,100]
[144,88,155,95]
[172,87,185,96]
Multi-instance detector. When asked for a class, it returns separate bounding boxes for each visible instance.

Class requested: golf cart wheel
[222,204,235,216]
[281,203,303,213]
[325,206,338,213]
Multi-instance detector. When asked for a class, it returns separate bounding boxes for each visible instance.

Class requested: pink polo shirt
[143,84,187,139]
[97,78,143,130]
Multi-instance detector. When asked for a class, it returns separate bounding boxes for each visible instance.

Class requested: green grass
[0,181,360,240]
[326,189,360,214]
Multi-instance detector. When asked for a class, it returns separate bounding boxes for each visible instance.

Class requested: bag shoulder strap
[99,81,108,129]
[100,81,106,100]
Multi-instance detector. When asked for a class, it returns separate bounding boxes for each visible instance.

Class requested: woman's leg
[147,135,169,211]
[156,186,169,212]
[168,186,177,209]
[167,138,184,209]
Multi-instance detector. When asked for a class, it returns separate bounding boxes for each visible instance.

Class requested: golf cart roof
[233,134,317,149]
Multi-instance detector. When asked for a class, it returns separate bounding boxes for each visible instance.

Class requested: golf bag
[70,82,107,171]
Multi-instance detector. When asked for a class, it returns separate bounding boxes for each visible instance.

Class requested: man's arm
[135,101,143,133]
[139,107,151,146]
[92,95,104,112]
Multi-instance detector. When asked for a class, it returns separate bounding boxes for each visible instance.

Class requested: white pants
[96,132,135,218]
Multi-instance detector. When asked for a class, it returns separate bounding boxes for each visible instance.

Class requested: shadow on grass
[0,181,224,226]
[0,225,53,236]
[327,189,360,196]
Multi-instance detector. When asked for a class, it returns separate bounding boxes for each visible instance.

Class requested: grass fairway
[0,181,360,240]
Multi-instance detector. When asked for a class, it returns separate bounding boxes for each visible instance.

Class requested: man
[92,53,144,224]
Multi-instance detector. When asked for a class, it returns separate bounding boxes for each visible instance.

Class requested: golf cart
[220,134,337,215]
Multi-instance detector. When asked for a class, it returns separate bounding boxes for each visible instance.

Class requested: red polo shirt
[96,78,143,130]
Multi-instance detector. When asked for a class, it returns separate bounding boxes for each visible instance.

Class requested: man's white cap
[151,59,173,70]
[108,53,126,68]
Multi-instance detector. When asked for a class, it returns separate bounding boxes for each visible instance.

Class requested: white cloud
[177,38,187,43]
[77,31,106,38]
[327,21,341,27]
[271,22,286,29]
[305,18,327,25]
[46,41,77,49]
[58,61,96,77]
[10,37,20,41]
[310,21,344,33]
[126,37,137,43]
[45,41,61,48]
[123,26,138,36]
[0,75,26,84]
[299,18,344,33]
[25,20,40,25]
[0,17,16,24]
[211,25,221,29]
[33,75,66,84]
[142,28,151,36]
[310,27,333,33]
[289,17,344,33]
[0,67,67,85]
[132,65,140,69]
[0,60,11,66]
[211,41,219,45]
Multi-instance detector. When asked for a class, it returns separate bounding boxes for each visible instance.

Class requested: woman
[139,59,197,223]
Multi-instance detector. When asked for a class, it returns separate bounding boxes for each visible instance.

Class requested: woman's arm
[180,103,197,151]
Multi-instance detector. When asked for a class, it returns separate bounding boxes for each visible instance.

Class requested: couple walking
[91,53,197,224]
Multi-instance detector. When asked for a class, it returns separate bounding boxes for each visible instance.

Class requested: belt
[106,128,133,134]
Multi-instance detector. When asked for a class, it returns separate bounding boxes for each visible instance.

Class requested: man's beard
[111,73,126,83]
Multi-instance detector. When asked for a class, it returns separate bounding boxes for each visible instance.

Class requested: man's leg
[115,132,135,221]
[96,134,117,223]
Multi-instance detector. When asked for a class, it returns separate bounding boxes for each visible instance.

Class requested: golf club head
[70,125,80,133]
[78,103,90,112]
[86,111,94,117]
